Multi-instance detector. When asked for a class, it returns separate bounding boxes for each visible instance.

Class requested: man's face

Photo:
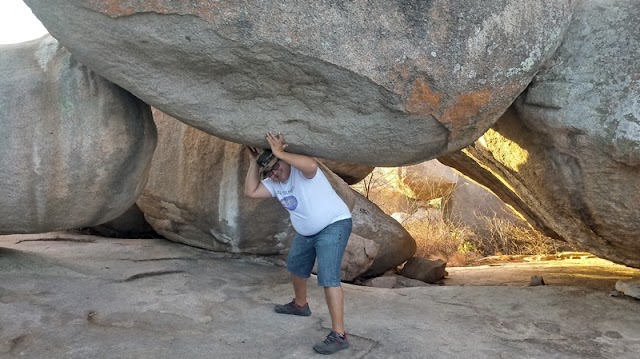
[267,160,290,182]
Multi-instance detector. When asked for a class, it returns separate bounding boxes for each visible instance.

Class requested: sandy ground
[1,233,640,359]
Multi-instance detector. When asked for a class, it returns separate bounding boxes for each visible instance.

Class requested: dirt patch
[444,252,640,291]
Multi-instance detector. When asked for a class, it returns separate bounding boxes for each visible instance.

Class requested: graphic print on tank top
[280,195,298,211]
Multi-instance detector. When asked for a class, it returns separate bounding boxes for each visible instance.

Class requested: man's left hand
[267,132,288,156]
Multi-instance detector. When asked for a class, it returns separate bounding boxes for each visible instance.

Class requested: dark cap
[256,149,279,180]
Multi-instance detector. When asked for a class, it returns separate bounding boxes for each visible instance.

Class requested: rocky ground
[1,233,639,359]
[446,253,640,291]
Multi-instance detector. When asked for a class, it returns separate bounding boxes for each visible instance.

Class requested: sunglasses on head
[265,161,281,178]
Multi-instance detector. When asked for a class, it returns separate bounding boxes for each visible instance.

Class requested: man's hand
[265,131,318,179]
[266,132,288,157]
[246,146,260,159]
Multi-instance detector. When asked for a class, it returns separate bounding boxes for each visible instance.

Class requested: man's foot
[274,299,311,316]
[313,330,349,355]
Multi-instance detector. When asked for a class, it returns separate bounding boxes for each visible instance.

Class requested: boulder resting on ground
[138,110,415,278]
[0,35,156,234]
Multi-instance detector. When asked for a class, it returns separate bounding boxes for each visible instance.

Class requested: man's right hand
[246,146,260,159]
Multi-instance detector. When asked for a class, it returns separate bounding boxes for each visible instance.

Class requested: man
[244,132,352,355]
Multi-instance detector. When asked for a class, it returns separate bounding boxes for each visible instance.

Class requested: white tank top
[262,166,351,236]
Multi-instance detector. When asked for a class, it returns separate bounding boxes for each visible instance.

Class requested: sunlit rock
[440,0,640,268]
[379,160,459,201]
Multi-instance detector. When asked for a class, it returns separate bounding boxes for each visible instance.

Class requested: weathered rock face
[0,35,157,234]
[138,110,415,277]
[615,280,640,300]
[25,0,573,166]
[400,257,447,284]
[351,191,416,277]
[440,0,640,267]
[317,233,381,282]
[138,110,293,254]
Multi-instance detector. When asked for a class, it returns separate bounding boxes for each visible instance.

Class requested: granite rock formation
[25,0,573,165]
[440,0,640,267]
[2,0,639,270]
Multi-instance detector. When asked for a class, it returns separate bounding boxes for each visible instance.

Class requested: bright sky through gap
[0,0,48,44]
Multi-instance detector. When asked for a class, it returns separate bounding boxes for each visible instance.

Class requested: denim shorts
[286,218,352,287]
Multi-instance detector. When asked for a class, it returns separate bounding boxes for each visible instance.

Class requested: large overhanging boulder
[0,35,157,234]
[440,0,640,267]
[138,110,415,277]
[25,0,573,166]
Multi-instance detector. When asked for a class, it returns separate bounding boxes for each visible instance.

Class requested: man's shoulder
[292,165,322,179]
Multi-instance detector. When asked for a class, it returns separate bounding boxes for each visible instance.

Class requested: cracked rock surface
[1,234,639,359]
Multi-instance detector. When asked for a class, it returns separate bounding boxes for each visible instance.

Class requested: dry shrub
[351,170,563,266]
[353,171,477,265]
[351,169,393,200]
[404,216,562,266]
[402,218,477,266]
[472,217,560,256]
[352,169,436,212]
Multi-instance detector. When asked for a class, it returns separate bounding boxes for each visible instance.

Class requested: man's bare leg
[324,286,345,334]
[291,274,308,306]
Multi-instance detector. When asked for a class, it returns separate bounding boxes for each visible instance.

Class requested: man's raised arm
[244,147,273,198]
[267,132,318,179]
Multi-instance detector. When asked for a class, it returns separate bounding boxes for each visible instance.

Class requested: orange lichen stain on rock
[88,0,216,19]
[90,0,134,17]
[440,89,493,134]
[405,79,444,117]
